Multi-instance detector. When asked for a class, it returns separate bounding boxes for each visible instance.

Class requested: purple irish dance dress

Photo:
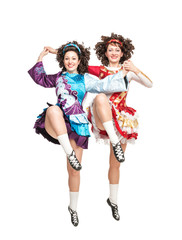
[28,61,128,149]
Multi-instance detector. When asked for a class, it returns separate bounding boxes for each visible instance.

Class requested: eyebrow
[108,47,120,50]
[65,56,78,59]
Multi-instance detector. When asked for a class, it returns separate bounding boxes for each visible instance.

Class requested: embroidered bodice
[28,61,129,128]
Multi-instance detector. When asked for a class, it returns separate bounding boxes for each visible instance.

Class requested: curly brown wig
[95,33,135,66]
[56,41,90,74]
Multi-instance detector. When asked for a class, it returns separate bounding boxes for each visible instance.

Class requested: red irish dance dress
[88,65,152,144]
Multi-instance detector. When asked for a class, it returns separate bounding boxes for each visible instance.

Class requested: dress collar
[106,65,122,71]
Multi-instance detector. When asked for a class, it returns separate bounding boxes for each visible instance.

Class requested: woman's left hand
[123,60,140,74]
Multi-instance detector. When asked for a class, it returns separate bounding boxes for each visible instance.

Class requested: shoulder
[100,65,107,72]
[88,66,102,77]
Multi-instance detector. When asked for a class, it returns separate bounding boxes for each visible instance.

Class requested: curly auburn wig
[95,33,135,66]
[56,41,90,74]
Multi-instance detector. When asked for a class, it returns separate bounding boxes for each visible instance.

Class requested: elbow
[147,82,153,88]
[144,80,153,88]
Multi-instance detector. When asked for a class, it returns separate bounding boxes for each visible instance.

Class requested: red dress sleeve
[88,66,101,77]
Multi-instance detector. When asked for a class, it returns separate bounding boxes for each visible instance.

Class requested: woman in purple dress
[28,41,129,226]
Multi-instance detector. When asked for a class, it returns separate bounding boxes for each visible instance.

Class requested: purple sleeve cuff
[28,61,57,88]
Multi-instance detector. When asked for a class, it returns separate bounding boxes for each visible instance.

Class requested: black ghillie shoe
[68,150,82,171]
[68,206,79,227]
[107,198,120,221]
[112,142,125,162]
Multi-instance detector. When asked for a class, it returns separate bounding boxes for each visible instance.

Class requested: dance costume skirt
[88,101,139,145]
[34,103,89,149]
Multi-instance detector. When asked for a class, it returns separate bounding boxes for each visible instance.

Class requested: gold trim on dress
[101,66,123,75]
[113,92,127,104]
[139,71,153,83]
[118,115,138,128]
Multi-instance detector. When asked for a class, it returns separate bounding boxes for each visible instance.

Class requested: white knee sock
[69,192,79,211]
[109,184,119,204]
[103,121,119,144]
[57,134,73,155]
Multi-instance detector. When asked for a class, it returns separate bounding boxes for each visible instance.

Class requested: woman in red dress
[87,33,152,221]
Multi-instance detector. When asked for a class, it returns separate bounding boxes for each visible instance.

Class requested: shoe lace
[72,211,78,224]
[112,203,119,218]
[115,144,124,159]
[69,153,80,168]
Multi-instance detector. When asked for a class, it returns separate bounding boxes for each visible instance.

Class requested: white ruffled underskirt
[89,101,139,145]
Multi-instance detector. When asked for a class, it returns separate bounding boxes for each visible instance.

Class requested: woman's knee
[68,167,80,178]
[46,105,63,118]
[94,93,108,105]
[110,160,120,169]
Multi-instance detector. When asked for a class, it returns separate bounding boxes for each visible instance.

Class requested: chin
[110,60,119,64]
[68,68,75,72]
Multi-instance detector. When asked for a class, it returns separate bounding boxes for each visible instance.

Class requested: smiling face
[63,51,80,74]
[105,43,123,66]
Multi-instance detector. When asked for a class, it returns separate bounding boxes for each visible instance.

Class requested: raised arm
[28,49,58,88]
[84,71,129,94]
[123,60,153,88]
[44,46,58,54]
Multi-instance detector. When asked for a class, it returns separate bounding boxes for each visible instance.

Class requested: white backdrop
[1,0,182,239]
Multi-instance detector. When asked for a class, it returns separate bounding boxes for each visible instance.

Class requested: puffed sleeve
[84,71,129,93]
[127,71,153,88]
[28,61,58,88]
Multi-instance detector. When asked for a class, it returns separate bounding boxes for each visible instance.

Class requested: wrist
[37,54,44,62]
[133,67,140,75]
[37,57,43,62]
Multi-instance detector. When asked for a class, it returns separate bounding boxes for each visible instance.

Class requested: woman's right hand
[44,46,57,54]
[37,48,49,62]
[122,68,129,77]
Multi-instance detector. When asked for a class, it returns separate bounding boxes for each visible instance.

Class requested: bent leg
[45,105,67,138]
[93,94,125,162]
[45,106,81,170]
[92,93,119,144]
[92,93,112,130]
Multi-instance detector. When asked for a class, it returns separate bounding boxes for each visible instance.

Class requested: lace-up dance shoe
[68,150,82,171]
[107,198,120,221]
[112,142,125,162]
[68,206,79,226]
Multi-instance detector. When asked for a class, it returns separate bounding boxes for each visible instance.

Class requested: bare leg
[92,93,112,130]
[107,142,127,220]
[67,139,83,192]
[45,105,67,138]
[108,142,127,184]
[93,93,125,162]
[67,139,83,226]
[45,105,81,171]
